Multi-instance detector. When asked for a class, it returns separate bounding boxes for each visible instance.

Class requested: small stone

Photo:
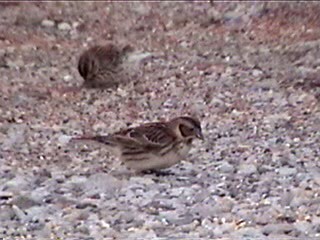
[210,97,226,108]
[207,8,223,22]
[169,214,195,226]
[4,175,32,192]
[180,41,189,48]
[12,205,28,222]
[72,21,80,28]
[224,7,244,22]
[92,122,107,132]
[312,173,320,186]
[52,172,66,183]
[75,223,90,234]
[58,22,71,31]
[280,189,294,207]
[218,161,235,173]
[76,198,98,209]
[293,220,313,235]
[63,75,72,81]
[0,206,15,221]
[191,204,221,218]
[252,69,263,77]
[278,167,297,176]
[293,137,300,142]
[25,206,50,221]
[238,164,257,176]
[232,227,267,239]
[58,135,72,145]
[264,234,297,240]
[130,176,154,185]
[84,173,123,196]
[127,52,152,63]
[26,219,45,232]
[168,187,184,197]
[68,175,88,192]
[127,228,157,239]
[11,195,39,209]
[262,223,295,235]
[163,98,176,108]
[41,19,55,27]
[160,210,180,223]
[2,124,27,151]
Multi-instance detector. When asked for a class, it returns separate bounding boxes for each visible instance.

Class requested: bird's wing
[113,123,177,149]
[95,45,121,67]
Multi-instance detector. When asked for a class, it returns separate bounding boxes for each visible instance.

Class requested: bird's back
[78,44,123,88]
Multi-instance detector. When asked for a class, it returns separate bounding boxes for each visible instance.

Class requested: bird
[50,43,136,95]
[72,116,204,173]
[77,43,134,89]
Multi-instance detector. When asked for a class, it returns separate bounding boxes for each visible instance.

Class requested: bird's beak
[196,129,204,140]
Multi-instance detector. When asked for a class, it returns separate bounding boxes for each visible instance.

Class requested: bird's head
[169,116,204,141]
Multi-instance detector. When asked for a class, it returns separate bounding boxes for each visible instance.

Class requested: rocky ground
[0,2,320,240]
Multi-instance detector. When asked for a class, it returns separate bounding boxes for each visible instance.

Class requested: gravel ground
[0,2,320,239]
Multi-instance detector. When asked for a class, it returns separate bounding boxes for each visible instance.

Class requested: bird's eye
[179,124,194,137]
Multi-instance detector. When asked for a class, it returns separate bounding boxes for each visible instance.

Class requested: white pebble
[252,69,263,77]
[58,135,72,145]
[58,22,72,31]
[41,19,55,28]
[63,75,72,81]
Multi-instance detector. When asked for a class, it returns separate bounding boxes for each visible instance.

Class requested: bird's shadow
[139,169,175,177]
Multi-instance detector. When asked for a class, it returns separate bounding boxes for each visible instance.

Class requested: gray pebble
[231,227,267,239]
[25,206,51,222]
[278,167,298,176]
[294,220,314,236]
[58,135,72,145]
[218,161,235,173]
[68,175,87,192]
[167,213,195,226]
[57,22,71,31]
[76,198,98,209]
[4,175,32,192]
[1,124,27,151]
[262,223,295,235]
[84,173,123,196]
[238,164,257,176]
[12,205,28,222]
[126,228,157,239]
[11,195,39,209]
[0,206,15,221]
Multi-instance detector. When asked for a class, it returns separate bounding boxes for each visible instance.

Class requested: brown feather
[77,44,132,89]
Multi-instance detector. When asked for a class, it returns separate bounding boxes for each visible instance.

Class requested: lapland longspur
[78,43,134,89]
[72,116,204,172]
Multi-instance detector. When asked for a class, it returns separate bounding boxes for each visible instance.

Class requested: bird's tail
[71,135,115,146]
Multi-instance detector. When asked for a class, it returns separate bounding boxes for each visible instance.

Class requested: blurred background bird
[78,43,134,89]
[53,42,152,95]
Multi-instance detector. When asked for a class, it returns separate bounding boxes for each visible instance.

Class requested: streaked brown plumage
[72,116,204,172]
[78,43,134,88]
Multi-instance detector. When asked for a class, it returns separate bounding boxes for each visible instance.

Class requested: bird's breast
[176,142,192,158]
[116,142,192,172]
